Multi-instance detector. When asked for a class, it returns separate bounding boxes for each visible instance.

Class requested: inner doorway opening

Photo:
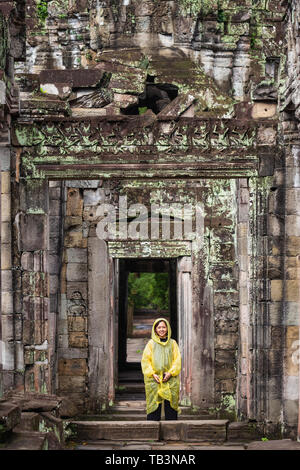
[118,259,177,399]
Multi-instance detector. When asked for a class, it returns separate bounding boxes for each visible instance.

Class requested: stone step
[67,419,229,443]
[69,420,160,441]
[110,400,146,412]
[161,420,228,442]
[3,431,49,450]
[81,413,219,421]
[227,421,262,443]
[116,382,145,392]
[115,389,145,399]
[107,402,216,418]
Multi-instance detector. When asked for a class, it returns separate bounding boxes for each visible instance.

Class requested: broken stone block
[253,83,278,101]
[39,69,105,88]
[40,83,72,100]
[20,97,71,117]
[157,92,195,119]
[70,85,113,107]
[113,93,139,109]
[126,109,157,132]
[0,402,21,438]
[39,412,64,445]
[95,61,146,95]
[14,412,40,432]
[71,107,108,117]
[58,397,81,418]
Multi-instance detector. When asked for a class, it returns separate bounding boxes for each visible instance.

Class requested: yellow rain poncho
[141,318,181,415]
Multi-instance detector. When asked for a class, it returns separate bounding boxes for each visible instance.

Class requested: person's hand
[153,374,160,384]
[163,372,171,382]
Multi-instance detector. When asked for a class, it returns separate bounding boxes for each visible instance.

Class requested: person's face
[155,321,168,338]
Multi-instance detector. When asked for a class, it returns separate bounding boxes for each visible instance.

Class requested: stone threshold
[68,419,229,443]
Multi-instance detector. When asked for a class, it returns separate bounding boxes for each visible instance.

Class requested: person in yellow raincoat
[141,317,181,421]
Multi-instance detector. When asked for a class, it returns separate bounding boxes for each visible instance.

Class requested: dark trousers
[147,400,178,421]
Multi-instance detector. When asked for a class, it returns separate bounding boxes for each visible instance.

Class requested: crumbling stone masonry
[1,0,300,439]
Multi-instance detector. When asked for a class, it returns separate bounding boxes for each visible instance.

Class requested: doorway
[117,258,177,398]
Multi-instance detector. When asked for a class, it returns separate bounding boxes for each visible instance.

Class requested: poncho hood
[151,317,171,346]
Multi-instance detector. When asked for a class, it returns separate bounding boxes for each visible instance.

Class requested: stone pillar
[88,237,112,411]
[177,256,193,406]
[236,178,251,419]
[18,177,50,395]
[57,184,88,412]
[0,147,14,393]
[191,250,214,409]
[48,181,63,394]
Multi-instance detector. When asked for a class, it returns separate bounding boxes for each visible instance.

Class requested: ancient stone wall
[0,0,23,397]
[0,0,299,438]
[278,0,300,438]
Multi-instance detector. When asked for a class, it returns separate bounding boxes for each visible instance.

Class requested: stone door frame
[106,240,195,406]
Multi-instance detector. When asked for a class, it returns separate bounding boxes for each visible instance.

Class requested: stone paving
[68,439,300,451]
[68,440,246,451]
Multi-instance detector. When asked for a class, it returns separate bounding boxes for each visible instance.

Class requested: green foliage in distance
[37,1,48,22]
[128,272,169,311]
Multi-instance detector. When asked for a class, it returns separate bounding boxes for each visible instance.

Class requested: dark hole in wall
[121,81,179,115]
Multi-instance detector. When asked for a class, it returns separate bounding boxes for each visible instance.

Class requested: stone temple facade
[0,0,300,440]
